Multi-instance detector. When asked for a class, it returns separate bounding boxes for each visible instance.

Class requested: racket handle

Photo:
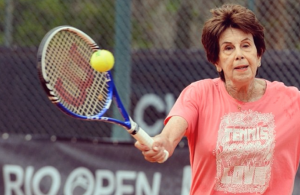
[130,121,169,163]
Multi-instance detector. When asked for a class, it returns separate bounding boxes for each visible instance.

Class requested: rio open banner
[0,135,191,195]
[0,136,300,195]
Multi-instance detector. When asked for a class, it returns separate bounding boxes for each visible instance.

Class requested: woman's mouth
[234,65,249,70]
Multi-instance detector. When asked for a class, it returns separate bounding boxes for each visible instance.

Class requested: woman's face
[216,28,261,85]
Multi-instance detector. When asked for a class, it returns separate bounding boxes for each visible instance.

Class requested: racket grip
[130,125,169,163]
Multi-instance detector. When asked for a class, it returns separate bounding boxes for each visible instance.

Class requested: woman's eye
[225,46,233,50]
[242,43,250,48]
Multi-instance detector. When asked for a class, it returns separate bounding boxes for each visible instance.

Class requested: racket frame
[37,25,168,162]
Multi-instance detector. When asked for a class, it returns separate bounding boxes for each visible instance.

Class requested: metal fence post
[112,0,132,141]
[4,0,14,47]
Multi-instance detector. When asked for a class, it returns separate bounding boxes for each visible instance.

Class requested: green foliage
[2,0,116,47]
[131,19,153,49]
[166,0,181,13]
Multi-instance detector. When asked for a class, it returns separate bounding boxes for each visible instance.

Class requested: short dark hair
[201,4,266,81]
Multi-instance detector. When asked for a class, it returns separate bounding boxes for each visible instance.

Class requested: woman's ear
[257,56,262,67]
[215,64,222,72]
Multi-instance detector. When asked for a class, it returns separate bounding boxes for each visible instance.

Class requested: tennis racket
[37,26,169,163]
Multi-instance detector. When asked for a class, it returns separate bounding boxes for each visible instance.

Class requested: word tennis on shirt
[224,126,269,143]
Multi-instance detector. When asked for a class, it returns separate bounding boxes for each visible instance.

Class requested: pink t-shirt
[165,78,300,195]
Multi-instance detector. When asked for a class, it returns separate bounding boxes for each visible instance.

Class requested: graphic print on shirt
[214,110,275,194]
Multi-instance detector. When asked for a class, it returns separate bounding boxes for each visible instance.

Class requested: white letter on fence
[24,166,34,195]
[181,166,191,195]
[115,170,136,195]
[32,166,60,195]
[94,170,115,195]
[3,165,24,195]
[134,94,165,136]
[64,167,94,195]
[136,172,161,195]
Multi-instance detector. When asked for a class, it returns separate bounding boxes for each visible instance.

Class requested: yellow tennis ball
[90,50,114,72]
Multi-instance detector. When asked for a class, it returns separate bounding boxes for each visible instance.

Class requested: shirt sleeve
[164,82,202,137]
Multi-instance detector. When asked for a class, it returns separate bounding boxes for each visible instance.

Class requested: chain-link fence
[0,0,300,141]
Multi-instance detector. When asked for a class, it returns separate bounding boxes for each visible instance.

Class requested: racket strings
[45,30,110,116]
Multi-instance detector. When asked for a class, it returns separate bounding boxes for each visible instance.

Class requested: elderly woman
[135,4,300,195]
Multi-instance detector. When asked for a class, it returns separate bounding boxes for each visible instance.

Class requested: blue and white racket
[37,26,168,163]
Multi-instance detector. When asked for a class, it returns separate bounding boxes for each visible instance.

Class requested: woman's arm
[135,116,188,163]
